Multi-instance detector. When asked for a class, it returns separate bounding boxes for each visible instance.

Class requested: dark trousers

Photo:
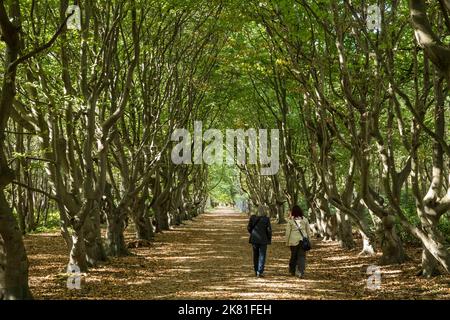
[252,244,267,275]
[289,245,306,275]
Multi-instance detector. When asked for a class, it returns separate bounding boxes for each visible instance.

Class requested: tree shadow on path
[25,208,450,299]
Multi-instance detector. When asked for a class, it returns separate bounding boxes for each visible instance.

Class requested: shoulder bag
[293,219,311,251]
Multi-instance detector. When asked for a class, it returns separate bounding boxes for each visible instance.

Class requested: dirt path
[26,208,450,299]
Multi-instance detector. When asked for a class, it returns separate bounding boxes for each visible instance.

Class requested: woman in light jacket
[285,205,312,278]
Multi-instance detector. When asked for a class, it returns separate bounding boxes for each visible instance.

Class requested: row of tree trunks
[0,0,33,300]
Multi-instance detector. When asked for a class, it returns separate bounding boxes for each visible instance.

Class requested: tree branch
[12,180,58,201]
[0,0,18,46]
[7,11,74,72]
[438,0,450,33]
[409,0,450,80]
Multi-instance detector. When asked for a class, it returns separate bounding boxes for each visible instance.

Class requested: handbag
[293,219,311,251]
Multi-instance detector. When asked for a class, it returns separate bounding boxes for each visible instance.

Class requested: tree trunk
[336,210,355,249]
[409,0,450,81]
[325,214,338,241]
[15,186,26,235]
[413,216,450,276]
[105,206,130,257]
[354,204,376,255]
[421,246,440,277]
[313,198,325,238]
[83,211,108,264]
[134,214,154,241]
[0,193,33,300]
[379,215,407,265]
[172,208,182,226]
[359,230,376,256]
[315,195,336,241]
[0,234,5,300]
[15,129,27,234]
[276,202,286,224]
[68,224,89,273]
[25,172,36,232]
[132,196,154,241]
[416,73,450,276]
[154,203,170,232]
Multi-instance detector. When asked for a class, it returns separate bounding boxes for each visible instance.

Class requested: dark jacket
[247,215,272,245]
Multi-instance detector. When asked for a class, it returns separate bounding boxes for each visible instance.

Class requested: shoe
[289,271,295,276]
[257,273,264,278]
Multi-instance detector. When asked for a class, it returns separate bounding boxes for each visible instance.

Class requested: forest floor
[25,208,450,299]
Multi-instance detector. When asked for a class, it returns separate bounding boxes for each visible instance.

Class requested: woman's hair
[257,205,267,217]
[291,205,304,218]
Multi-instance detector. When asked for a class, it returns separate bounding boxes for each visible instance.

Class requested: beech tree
[1,0,449,300]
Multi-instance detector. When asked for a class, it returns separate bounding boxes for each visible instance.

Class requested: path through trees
[26,208,450,299]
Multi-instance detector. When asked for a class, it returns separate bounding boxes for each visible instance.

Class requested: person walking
[247,205,272,277]
[285,205,312,278]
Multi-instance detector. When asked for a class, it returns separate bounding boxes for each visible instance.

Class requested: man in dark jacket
[247,206,272,277]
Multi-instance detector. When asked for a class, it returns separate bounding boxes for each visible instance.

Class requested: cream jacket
[285,217,312,247]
